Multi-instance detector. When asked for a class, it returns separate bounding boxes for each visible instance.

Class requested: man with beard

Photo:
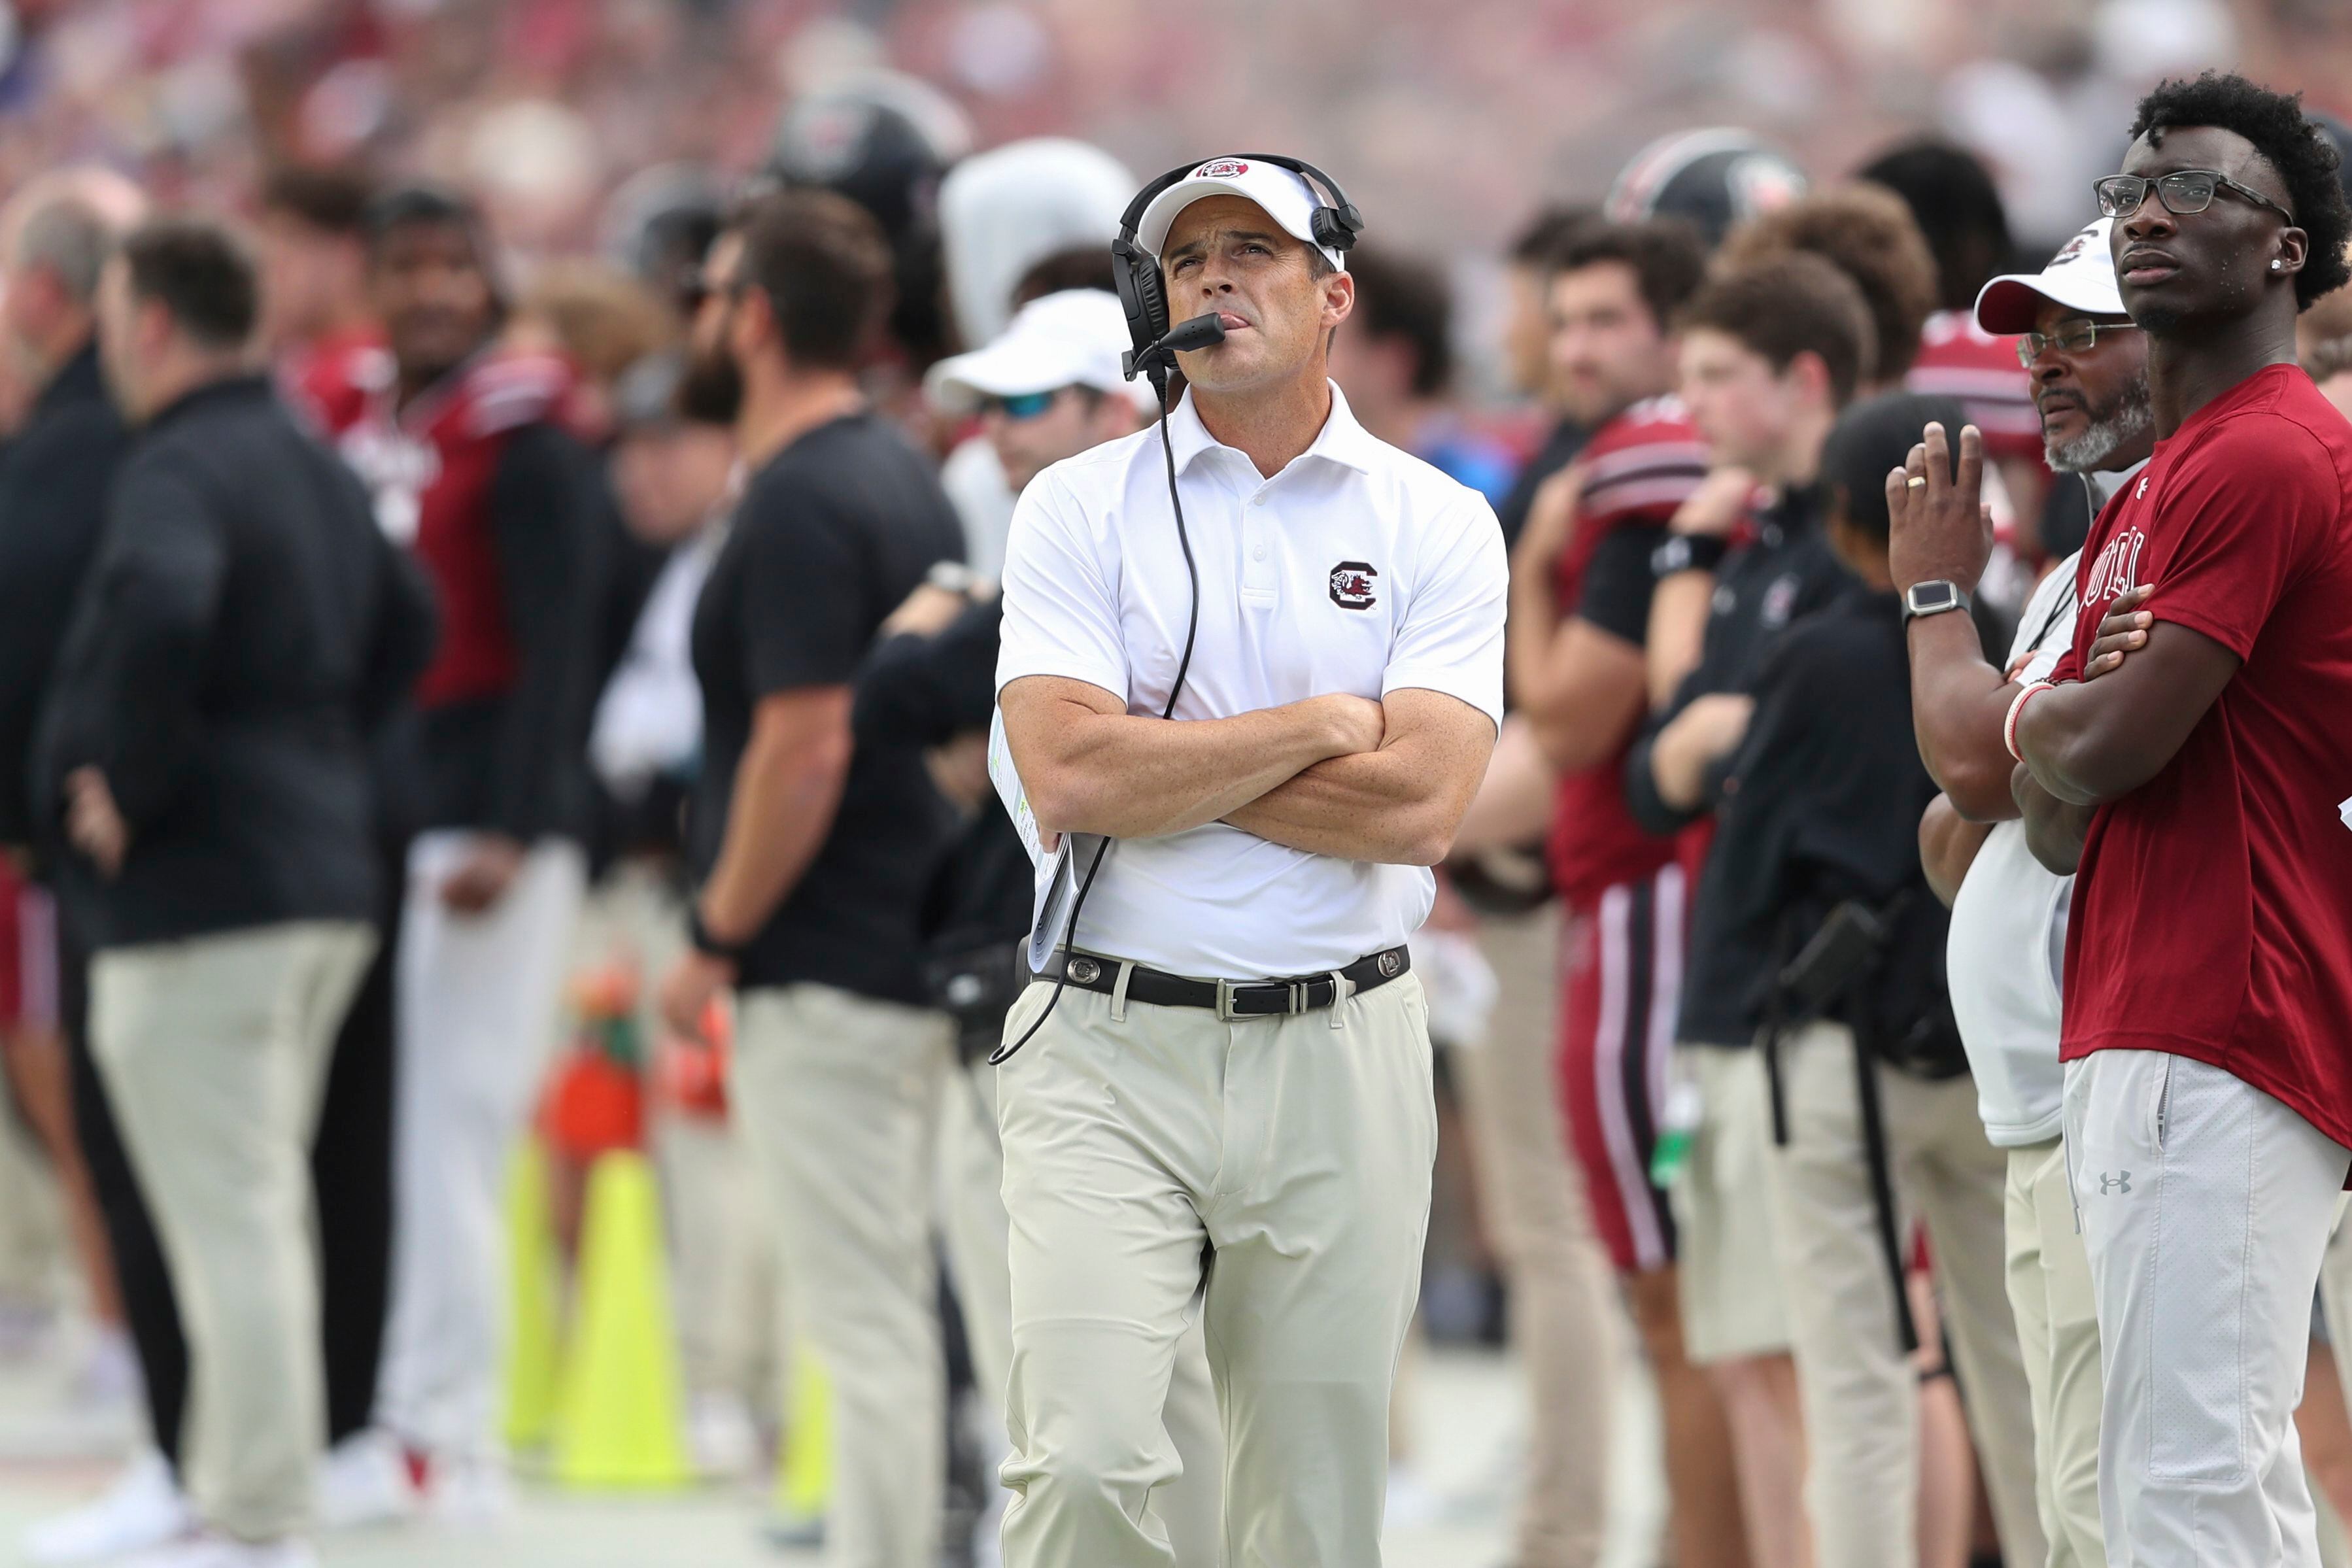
[656,191,964,1568]
[1892,217,2154,1568]
[301,184,607,1516]
[1913,72,2352,1563]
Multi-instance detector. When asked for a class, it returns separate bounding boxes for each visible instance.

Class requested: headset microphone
[1123,311,1228,385]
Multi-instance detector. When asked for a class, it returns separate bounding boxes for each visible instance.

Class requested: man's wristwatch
[1902,579,1973,624]
[1651,534,1730,580]
[926,560,979,596]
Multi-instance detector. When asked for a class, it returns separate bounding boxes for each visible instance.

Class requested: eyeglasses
[2093,169,2296,224]
[980,389,1068,421]
[2014,320,2141,368]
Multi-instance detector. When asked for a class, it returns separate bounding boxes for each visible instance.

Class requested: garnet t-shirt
[2049,364,2352,1148]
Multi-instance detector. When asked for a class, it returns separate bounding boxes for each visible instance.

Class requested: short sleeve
[1575,524,1668,645]
[737,477,868,696]
[1384,492,1508,726]
[996,473,1130,702]
[2142,417,2333,660]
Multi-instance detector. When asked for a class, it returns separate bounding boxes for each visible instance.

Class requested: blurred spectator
[1626,252,1879,1568]
[1501,216,1749,1568]
[1329,245,1518,505]
[938,138,1133,352]
[1721,391,2041,1568]
[598,162,728,322]
[1491,204,1596,549]
[2298,277,2352,418]
[1718,184,1940,387]
[303,184,608,1521]
[256,164,377,371]
[657,189,964,1568]
[1858,141,2050,547]
[35,215,435,1568]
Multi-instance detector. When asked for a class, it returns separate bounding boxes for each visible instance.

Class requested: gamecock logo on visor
[1195,159,1250,180]
[1329,560,1379,610]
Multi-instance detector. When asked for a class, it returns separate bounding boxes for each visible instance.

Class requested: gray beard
[2045,371,2155,473]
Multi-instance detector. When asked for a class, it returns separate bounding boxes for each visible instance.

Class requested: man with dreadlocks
[1915,72,2352,1565]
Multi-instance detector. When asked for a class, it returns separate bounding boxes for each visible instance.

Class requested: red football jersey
[301,346,585,710]
[2049,365,2352,1149]
[1907,309,2042,466]
[1545,396,1707,910]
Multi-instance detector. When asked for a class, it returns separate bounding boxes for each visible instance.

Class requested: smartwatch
[1902,580,1973,624]
[1651,534,1730,579]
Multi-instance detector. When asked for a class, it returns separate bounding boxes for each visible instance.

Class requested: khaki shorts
[1670,1042,1792,1363]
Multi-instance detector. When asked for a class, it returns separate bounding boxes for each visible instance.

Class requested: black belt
[1040,946,1411,1019]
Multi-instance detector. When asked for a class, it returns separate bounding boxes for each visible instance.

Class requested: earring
[2274,260,2285,270]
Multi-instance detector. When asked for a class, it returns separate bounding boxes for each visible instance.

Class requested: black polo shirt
[688,412,964,1004]
[1621,485,1855,1046]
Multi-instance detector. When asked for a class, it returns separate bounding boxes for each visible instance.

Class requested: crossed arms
[997,675,1497,867]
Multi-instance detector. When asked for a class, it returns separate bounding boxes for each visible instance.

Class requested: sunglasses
[2014,320,2141,369]
[980,389,1068,421]
[2093,169,2296,224]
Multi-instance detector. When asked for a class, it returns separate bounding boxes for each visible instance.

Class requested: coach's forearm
[1907,610,2022,822]
[1015,695,1369,842]
[1224,694,1495,865]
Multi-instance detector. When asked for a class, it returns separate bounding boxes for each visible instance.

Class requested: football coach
[991,154,1507,1566]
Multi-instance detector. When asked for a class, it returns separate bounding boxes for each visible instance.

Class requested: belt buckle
[1214,978,1239,1021]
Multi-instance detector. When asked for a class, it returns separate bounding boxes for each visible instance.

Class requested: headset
[989,154,1364,1066]
[1112,153,1365,394]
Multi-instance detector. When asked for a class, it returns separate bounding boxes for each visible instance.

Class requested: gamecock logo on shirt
[1329,560,1379,610]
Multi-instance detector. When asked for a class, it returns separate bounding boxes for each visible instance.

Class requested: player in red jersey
[1507,218,1754,1568]
[306,184,609,1518]
[1900,73,2352,1565]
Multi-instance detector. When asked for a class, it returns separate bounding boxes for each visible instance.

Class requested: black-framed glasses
[2014,320,2142,368]
[2094,169,2296,224]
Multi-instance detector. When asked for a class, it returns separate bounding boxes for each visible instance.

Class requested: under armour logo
[2098,1170,2132,1195]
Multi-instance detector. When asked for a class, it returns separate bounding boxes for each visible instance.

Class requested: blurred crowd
[5,7,2352,1568]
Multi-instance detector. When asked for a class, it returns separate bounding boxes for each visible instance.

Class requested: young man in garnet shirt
[1903,73,2352,1564]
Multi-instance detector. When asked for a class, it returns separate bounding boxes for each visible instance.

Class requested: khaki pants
[91,919,375,1541]
[1672,1044,1791,1363]
[995,970,1436,1568]
[732,982,955,1568]
[1453,906,1614,1567]
[940,1056,1226,1565]
[1761,1021,2044,1568]
[2005,1138,2105,1567]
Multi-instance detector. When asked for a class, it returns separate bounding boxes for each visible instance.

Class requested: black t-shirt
[1575,524,1668,644]
[688,413,964,1002]
[1494,415,1588,550]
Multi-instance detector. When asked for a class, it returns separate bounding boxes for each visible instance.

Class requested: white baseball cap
[925,289,1159,416]
[1974,218,2128,334]
[1133,156,1346,271]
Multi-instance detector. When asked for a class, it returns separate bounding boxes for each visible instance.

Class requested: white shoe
[422,1454,511,1527]
[120,1530,318,1568]
[22,1448,193,1564]
[316,1429,418,1530]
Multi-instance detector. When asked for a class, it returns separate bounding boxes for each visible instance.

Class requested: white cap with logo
[925,289,1159,415]
[1133,157,1346,271]
[1975,218,2128,334]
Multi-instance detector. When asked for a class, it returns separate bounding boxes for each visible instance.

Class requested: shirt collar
[1165,380,1384,481]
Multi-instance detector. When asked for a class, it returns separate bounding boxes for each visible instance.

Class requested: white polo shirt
[994,383,1507,980]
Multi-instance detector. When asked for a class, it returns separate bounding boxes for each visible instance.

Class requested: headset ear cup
[1111,234,1169,360]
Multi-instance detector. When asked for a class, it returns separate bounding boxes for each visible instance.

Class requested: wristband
[2004,681,2054,764]
[689,906,751,963]
[1652,533,1730,579]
